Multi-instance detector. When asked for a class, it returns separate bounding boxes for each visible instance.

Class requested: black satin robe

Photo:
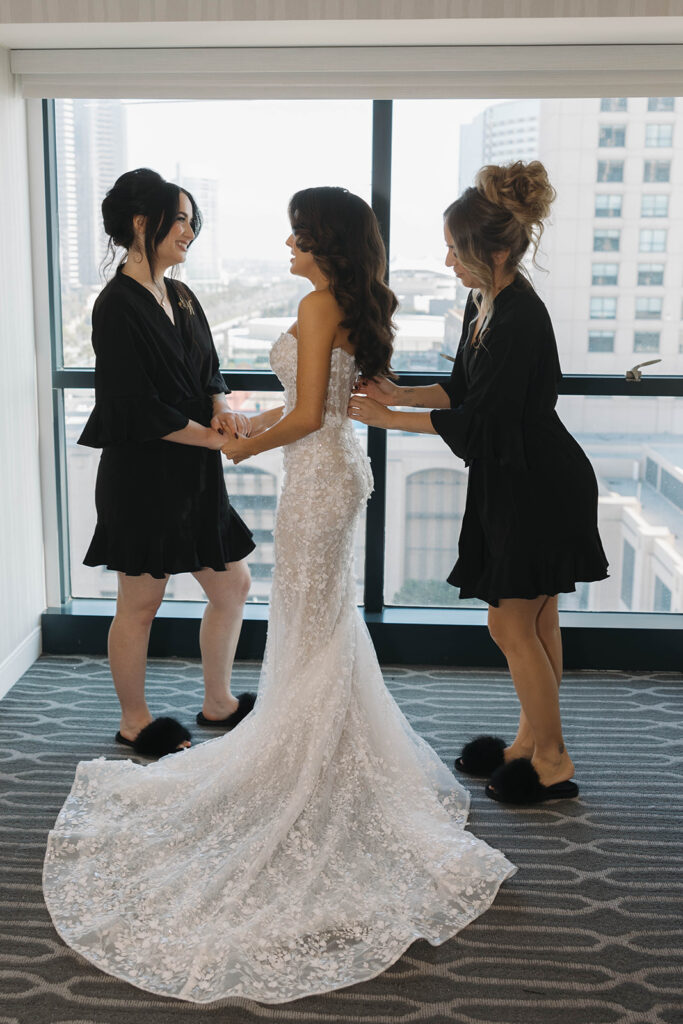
[79,268,254,578]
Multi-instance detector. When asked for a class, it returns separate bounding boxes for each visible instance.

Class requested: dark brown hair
[288,186,397,379]
[444,160,556,320]
[101,167,202,279]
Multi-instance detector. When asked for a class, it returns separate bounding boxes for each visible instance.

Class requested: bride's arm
[221,292,335,462]
[245,405,285,437]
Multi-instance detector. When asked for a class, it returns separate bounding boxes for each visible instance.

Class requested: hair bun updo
[475,160,556,232]
[101,168,167,249]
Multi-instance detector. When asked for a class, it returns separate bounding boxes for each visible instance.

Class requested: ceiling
[2,16,683,50]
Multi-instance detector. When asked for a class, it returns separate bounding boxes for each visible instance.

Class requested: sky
[125,97,497,268]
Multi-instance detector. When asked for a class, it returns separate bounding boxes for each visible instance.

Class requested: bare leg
[192,559,251,721]
[505,595,563,762]
[108,572,189,743]
[488,596,574,788]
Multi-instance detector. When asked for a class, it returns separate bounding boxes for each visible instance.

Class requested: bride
[43,186,515,1004]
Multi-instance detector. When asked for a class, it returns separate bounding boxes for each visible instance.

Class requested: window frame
[35,96,683,665]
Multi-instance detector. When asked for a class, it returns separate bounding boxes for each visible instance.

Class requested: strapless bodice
[270,331,358,430]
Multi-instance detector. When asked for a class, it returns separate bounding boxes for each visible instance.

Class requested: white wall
[0,47,44,696]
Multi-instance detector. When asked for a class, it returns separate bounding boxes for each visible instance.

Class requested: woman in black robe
[349,161,608,805]
[79,169,256,758]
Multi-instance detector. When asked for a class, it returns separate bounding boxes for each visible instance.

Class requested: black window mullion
[365,99,393,613]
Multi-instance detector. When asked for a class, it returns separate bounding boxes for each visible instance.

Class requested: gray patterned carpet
[1,656,682,1024]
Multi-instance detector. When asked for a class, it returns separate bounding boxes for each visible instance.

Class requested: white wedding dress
[43,332,515,1004]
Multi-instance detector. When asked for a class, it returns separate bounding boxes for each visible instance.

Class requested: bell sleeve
[78,306,190,448]
[430,305,545,469]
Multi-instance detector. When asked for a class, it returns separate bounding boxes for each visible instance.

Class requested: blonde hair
[444,160,556,322]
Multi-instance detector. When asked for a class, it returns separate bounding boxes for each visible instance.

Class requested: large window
[598,124,626,147]
[594,229,620,252]
[635,297,663,320]
[48,94,683,622]
[597,159,624,182]
[641,194,669,218]
[639,228,667,253]
[643,159,670,182]
[592,263,619,286]
[594,194,622,218]
[638,263,665,286]
[645,123,674,147]
[590,297,617,319]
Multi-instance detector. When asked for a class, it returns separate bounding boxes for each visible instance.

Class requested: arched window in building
[398,468,466,605]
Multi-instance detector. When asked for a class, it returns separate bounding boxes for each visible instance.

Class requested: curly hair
[444,160,556,321]
[288,187,397,379]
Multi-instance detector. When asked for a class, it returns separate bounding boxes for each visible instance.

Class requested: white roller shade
[11,44,683,99]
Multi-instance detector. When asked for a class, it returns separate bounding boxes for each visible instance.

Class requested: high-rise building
[459,99,540,195]
[56,99,127,288]
[176,168,221,287]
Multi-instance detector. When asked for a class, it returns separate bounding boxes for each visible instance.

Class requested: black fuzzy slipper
[454,735,507,777]
[196,692,257,730]
[115,717,192,758]
[485,757,579,805]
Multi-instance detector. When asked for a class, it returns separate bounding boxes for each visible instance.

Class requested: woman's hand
[211,408,251,437]
[221,434,255,465]
[352,376,401,406]
[206,428,227,451]
[347,394,394,429]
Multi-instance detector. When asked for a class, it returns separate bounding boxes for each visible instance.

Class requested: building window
[637,264,664,286]
[645,123,674,147]
[643,160,670,182]
[633,331,660,352]
[597,160,624,182]
[660,469,683,511]
[601,97,628,112]
[653,576,672,612]
[645,457,659,488]
[593,229,620,252]
[403,468,464,587]
[639,229,666,252]
[635,297,663,319]
[621,540,635,609]
[588,330,615,353]
[590,297,617,319]
[594,194,622,218]
[592,263,618,286]
[641,194,669,217]
[648,97,675,112]
[598,124,626,147]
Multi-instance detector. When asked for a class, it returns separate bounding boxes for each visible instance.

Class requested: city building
[56,99,126,288]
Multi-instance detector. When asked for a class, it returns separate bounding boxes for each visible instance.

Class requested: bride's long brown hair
[288,187,397,379]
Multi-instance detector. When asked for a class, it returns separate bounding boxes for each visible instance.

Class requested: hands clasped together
[210,407,253,465]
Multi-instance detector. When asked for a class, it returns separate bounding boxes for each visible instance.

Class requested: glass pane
[55,99,372,369]
[389,97,683,376]
[66,389,366,604]
[385,397,683,613]
[384,429,482,609]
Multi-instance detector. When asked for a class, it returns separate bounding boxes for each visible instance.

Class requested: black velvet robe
[79,268,254,578]
[430,275,608,606]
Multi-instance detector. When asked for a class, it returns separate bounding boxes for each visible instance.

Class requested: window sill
[41,601,683,671]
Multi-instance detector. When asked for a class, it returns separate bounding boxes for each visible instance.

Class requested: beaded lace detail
[43,331,515,1004]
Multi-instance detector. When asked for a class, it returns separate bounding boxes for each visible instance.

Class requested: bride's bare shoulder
[298,289,341,323]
